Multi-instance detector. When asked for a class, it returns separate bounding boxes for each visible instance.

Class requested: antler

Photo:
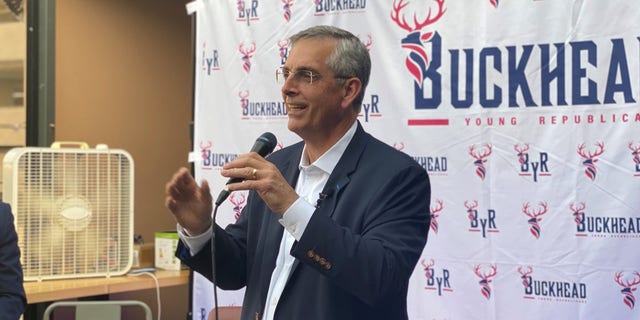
[391,0,446,32]
[518,266,533,276]
[514,143,530,154]
[464,200,478,210]
[475,264,497,279]
[421,258,435,279]
[523,202,548,218]
[200,141,212,150]
[230,193,246,206]
[578,142,605,159]
[421,258,435,269]
[569,202,586,213]
[238,90,250,99]
[393,142,405,151]
[430,199,443,215]
[615,271,640,288]
[239,42,256,55]
[469,144,493,160]
[361,34,373,50]
[277,39,290,49]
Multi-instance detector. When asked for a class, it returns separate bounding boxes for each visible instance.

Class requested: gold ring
[251,168,258,179]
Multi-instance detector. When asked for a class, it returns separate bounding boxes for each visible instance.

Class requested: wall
[55,1,193,318]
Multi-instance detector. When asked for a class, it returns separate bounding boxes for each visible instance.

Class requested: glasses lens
[276,68,317,84]
[301,71,314,84]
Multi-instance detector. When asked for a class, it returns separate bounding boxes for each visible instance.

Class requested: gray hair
[289,25,371,113]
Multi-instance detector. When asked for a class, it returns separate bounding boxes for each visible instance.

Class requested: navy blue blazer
[0,202,26,319]
[178,123,431,320]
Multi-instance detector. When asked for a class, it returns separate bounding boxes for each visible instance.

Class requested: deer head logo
[569,202,586,226]
[239,41,256,73]
[518,266,533,288]
[615,271,640,309]
[464,200,478,223]
[421,258,435,280]
[577,142,605,181]
[391,0,446,87]
[522,202,548,239]
[277,39,290,64]
[282,0,294,21]
[238,90,250,111]
[469,144,492,180]
[199,141,212,162]
[229,193,247,221]
[429,199,443,234]
[514,143,530,166]
[475,264,497,299]
[629,142,640,166]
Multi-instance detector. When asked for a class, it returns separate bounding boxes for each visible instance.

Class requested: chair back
[43,300,152,320]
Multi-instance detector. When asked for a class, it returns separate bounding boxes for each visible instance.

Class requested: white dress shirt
[178,121,357,320]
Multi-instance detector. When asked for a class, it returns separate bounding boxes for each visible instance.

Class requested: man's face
[281,38,351,142]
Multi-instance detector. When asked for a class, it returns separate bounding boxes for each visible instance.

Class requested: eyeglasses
[276,68,321,85]
[275,67,352,85]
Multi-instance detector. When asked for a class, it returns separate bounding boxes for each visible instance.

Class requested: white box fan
[2,142,134,281]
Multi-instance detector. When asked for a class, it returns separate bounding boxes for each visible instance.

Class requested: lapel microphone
[316,188,334,208]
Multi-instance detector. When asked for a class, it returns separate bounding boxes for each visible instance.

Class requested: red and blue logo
[474,263,497,300]
[421,258,453,296]
[469,143,492,180]
[577,142,605,181]
[615,271,640,309]
[522,202,548,239]
[236,0,260,26]
[514,143,551,182]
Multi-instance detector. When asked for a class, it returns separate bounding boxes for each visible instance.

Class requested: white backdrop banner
[189,1,640,319]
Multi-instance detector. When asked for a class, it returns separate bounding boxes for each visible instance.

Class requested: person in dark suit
[165,25,431,320]
[0,201,26,319]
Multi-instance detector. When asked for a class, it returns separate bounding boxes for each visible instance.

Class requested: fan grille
[6,147,134,280]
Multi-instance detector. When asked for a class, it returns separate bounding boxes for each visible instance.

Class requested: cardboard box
[154,231,183,270]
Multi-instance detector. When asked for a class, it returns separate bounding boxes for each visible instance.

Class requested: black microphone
[214,132,277,206]
[316,188,334,208]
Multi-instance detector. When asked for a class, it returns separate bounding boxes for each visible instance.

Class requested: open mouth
[287,104,307,111]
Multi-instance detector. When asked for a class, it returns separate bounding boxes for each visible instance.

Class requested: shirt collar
[299,121,358,174]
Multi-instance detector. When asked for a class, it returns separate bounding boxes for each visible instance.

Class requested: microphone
[214,132,277,206]
[316,188,334,209]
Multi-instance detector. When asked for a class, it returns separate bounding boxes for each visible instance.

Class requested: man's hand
[221,152,299,215]
[165,167,213,235]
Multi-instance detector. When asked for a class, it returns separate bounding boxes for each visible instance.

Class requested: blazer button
[307,250,314,258]
[324,262,332,270]
[319,258,326,265]
[314,255,321,262]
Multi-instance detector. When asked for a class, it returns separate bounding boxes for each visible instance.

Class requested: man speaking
[165,25,431,320]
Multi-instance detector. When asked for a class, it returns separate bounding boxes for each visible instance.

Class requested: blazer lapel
[316,122,368,218]
[286,123,369,281]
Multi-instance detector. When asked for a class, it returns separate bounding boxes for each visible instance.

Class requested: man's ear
[341,78,362,109]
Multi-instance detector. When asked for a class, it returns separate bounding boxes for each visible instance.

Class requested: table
[23,269,190,318]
